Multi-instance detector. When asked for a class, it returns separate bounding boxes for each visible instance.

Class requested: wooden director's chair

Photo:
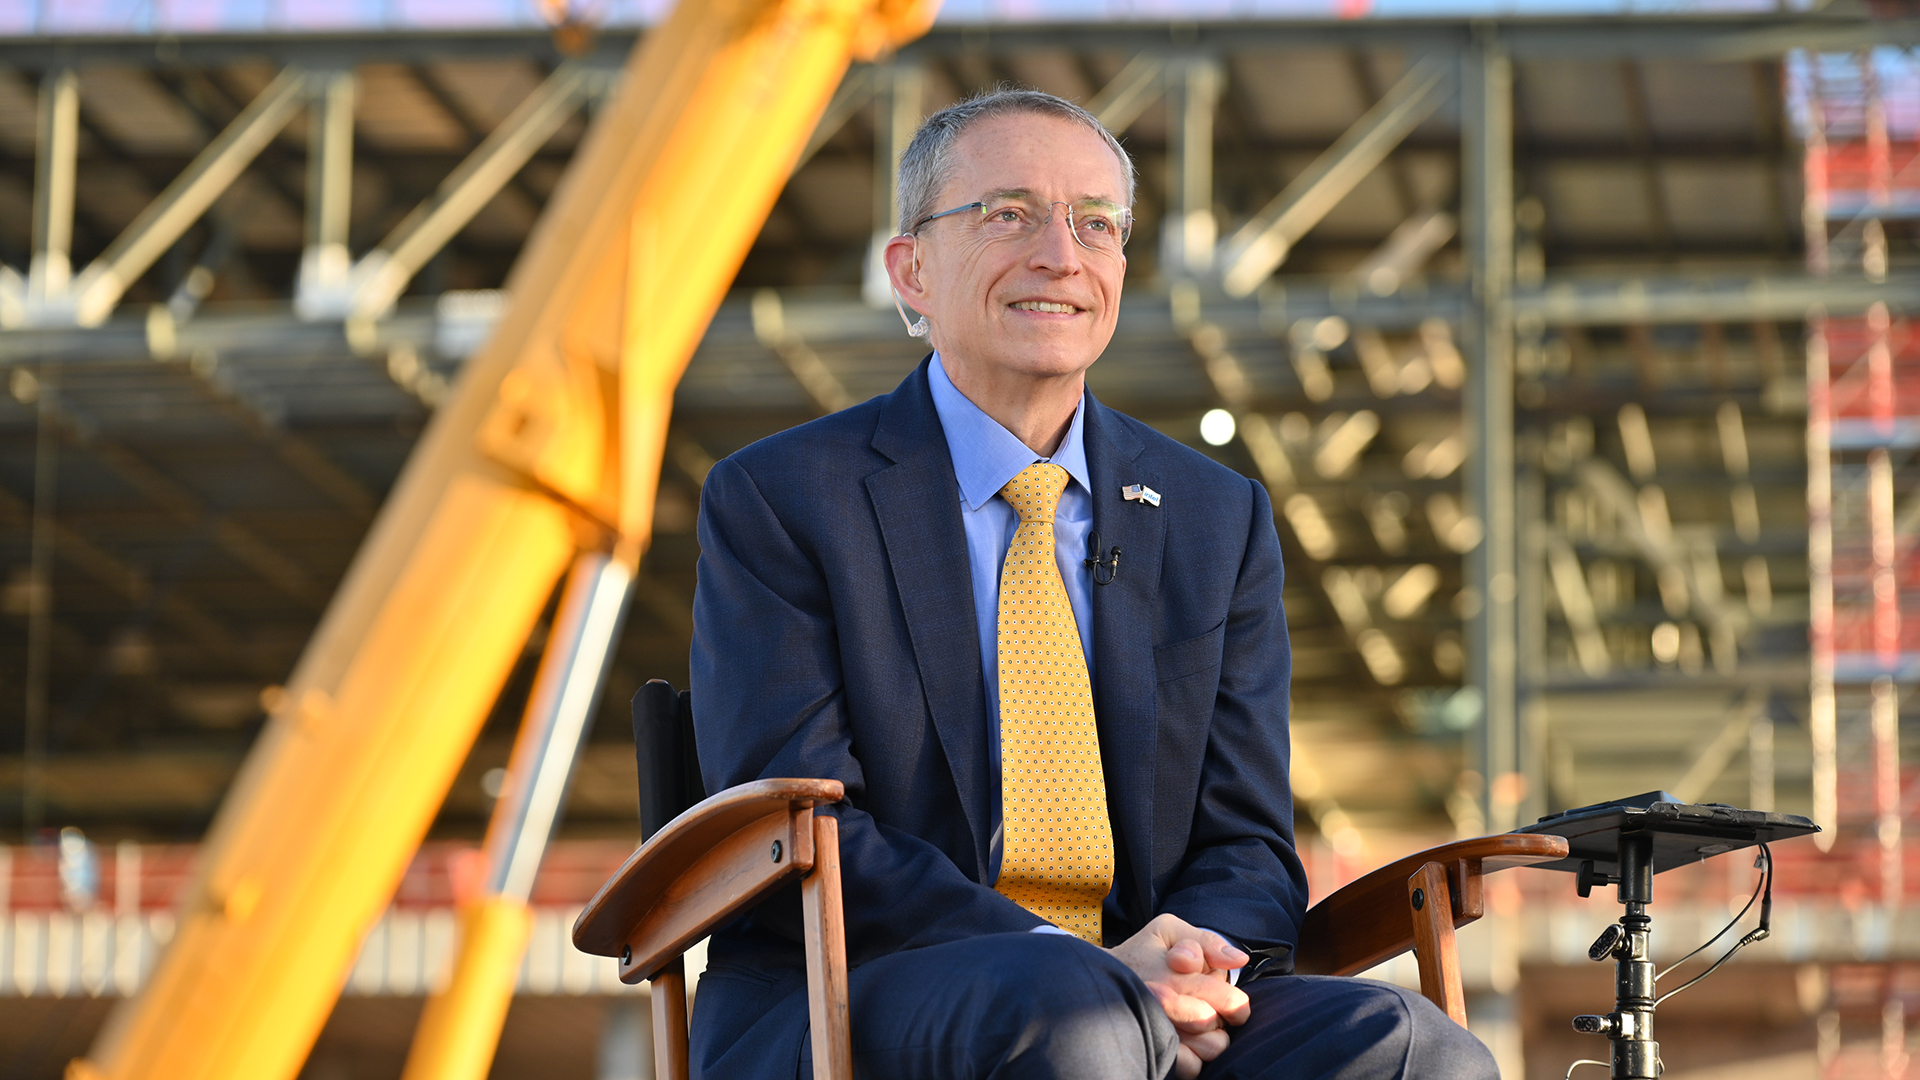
[572,682,1569,1080]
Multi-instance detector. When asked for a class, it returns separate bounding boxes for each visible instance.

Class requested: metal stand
[1527,793,1812,1080]
[1571,831,1659,1080]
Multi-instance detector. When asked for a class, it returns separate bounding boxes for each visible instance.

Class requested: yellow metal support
[399,896,536,1080]
[404,549,633,1080]
[70,0,937,1077]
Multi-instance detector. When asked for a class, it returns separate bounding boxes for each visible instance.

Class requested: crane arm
[74,0,935,1076]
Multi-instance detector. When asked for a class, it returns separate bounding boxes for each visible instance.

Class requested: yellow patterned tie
[993,463,1114,943]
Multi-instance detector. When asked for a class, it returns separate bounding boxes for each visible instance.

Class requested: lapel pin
[1122,484,1161,507]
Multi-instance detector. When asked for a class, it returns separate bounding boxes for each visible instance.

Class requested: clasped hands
[1108,913,1252,1079]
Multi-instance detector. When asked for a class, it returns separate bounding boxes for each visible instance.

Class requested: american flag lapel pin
[1122,484,1162,507]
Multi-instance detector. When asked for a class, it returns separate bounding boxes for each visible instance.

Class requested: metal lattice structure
[0,13,1916,1077]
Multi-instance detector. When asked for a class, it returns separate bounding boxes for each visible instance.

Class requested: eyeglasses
[910,194,1132,256]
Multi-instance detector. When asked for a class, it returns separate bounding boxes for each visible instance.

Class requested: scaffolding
[1801,42,1920,1080]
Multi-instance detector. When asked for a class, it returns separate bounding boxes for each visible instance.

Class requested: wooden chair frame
[573,780,1569,1079]
[1293,833,1569,1023]
[574,682,1573,1078]
[574,779,853,1080]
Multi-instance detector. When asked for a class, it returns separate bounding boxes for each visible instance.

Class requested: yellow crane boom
[71,0,935,1076]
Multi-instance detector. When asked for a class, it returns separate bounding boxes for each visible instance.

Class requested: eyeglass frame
[907,193,1134,253]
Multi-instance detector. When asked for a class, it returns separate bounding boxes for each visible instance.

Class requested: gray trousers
[693,932,1499,1080]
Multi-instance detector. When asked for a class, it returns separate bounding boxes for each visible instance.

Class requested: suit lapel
[867,361,995,880]
[1085,396,1165,923]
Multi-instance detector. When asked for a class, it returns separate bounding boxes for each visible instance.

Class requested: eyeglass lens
[978,197,1130,252]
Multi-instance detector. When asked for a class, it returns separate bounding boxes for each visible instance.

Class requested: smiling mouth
[1009,301,1080,314]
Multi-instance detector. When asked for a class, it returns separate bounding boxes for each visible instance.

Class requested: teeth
[1011,301,1076,314]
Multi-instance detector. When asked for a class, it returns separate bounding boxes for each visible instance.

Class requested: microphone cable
[1653,843,1773,1007]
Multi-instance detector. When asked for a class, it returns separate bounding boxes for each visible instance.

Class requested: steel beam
[1545,532,1610,677]
[22,365,58,840]
[1462,32,1518,832]
[295,71,357,320]
[346,64,592,321]
[796,66,877,170]
[1518,464,1549,825]
[1574,458,1746,649]
[0,266,20,327]
[1669,690,1766,804]
[1170,283,1297,490]
[0,482,247,659]
[407,63,555,218]
[1219,54,1451,297]
[1519,272,1920,324]
[44,404,329,608]
[1166,285,1422,703]
[751,288,855,413]
[147,67,310,221]
[487,555,632,903]
[1,15,1911,69]
[67,68,312,328]
[1345,50,1421,217]
[147,307,382,523]
[1163,59,1220,280]
[398,553,632,1080]
[1352,209,1456,296]
[1257,270,1920,332]
[2,269,1912,367]
[28,70,79,309]
[864,63,921,308]
[1616,60,1672,255]
[1746,59,1792,255]
[1086,53,1165,134]
[164,206,246,322]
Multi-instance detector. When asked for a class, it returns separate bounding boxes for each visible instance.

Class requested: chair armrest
[1293,833,1568,977]
[572,778,845,981]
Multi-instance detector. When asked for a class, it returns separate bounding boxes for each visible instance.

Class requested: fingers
[1148,915,1250,977]
[1146,911,1202,944]
[1213,984,1252,1027]
[1156,972,1250,1024]
[1147,981,1251,1042]
[1172,1044,1204,1080]
[1165,938,1208,975]
[1180,1027,1231,1063]
[1198,931,1249,974]
[1147,981,1225,1030]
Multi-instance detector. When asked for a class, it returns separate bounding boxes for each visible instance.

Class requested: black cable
[1654,844,1773,1007]
[1654,843,1769,981]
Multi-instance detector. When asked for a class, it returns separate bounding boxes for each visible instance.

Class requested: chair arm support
[1292,833,1568,978]
[572,778,845,980]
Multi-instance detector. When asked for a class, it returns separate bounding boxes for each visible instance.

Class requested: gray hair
[896,88,1137,236]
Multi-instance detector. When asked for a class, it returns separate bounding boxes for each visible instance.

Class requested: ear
[883,234,930,311]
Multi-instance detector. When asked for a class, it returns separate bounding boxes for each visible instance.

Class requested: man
[688,89,1497,1079]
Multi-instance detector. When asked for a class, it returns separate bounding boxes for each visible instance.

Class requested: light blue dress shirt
[927,353,1096,731]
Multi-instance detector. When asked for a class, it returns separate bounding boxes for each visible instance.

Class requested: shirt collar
[928,352,1091,513]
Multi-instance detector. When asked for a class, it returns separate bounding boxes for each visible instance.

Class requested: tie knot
[1001,463,1070,524]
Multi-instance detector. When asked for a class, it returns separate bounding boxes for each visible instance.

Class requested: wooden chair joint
[1407,861,1468,1026]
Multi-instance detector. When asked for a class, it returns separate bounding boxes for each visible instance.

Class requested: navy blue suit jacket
[688,359,1306,1073]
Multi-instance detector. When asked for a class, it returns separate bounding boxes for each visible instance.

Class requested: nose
[1029,203,1084,272]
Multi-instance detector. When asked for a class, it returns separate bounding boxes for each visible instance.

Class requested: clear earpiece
[891,236,931,340]
[891,289,930,339]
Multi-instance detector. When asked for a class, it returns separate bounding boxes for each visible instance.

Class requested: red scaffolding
[1802,42,1920,1079]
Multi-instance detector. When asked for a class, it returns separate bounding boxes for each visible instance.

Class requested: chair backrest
[633,679,706,842]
